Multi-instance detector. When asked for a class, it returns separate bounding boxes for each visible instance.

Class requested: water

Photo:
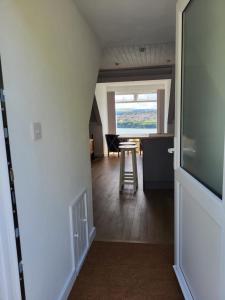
[116,128,157,135]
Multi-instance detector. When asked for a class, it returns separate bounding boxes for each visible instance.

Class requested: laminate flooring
[92,155,174,244]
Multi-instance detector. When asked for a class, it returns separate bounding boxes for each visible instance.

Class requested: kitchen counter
[118,133,174,140]
[142,135,174,190]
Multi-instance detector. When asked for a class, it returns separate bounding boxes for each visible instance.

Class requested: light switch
[31,122,42,141]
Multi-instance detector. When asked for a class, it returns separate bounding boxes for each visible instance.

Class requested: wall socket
[31,122,42,141]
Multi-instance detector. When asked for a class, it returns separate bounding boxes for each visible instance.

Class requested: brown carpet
[68,242,184,300]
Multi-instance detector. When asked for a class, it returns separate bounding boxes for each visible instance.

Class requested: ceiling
[75,0,177,47]
[101,42,175,69]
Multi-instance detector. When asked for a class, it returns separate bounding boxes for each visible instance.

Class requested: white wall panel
[180,186,223,300]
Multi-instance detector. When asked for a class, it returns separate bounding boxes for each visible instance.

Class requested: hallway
[69,156,183,299]
[1,0,222,298]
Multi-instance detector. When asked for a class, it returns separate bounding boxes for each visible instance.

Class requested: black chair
[105,134,120,157]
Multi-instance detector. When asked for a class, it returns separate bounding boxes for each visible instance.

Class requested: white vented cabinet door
[77,196,89,264]
[71,204,78,271]
[70,191,89,274]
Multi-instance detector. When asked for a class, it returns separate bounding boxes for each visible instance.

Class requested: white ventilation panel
[70,190,89,274]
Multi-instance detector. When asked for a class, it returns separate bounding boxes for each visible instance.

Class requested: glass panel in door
[181,0,225,198]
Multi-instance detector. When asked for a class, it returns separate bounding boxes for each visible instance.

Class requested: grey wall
[157,89,165,133]
[107,91,116,134]
[89,98,104,157]
[167,66,175,133]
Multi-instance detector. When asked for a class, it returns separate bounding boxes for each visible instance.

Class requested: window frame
[115,92,157,103]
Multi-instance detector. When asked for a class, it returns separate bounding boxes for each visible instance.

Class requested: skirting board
[89,227,96,244]
[173,265,193,300]
[58,226,96,300]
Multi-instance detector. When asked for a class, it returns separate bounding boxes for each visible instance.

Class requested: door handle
[168,148,175,154]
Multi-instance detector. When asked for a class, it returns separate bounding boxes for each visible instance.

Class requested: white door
[174,0,225,299]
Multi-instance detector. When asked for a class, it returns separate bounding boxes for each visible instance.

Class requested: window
[137,93,157,102]
[115,93,157,134]
[115,94,134,102]
[181,0,225,198]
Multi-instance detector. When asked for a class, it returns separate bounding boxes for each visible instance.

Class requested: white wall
[0,0,100,299]
[0,238,7,300]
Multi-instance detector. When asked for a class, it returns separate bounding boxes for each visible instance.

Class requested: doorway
[92,79,174,243]
[68,77,183,298]
[0,58,25,299]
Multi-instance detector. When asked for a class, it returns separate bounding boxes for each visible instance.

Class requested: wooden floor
[92,155,174,244]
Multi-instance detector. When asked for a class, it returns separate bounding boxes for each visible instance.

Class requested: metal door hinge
[4,127,8,138]
[9,168,14,183]
[18,261,23,274]
[0,89,4,100]
[15,227,20,238]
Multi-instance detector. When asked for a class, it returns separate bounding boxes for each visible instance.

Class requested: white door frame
[174,0,189,272]
[174,0,225,299]
[0,97,21,299]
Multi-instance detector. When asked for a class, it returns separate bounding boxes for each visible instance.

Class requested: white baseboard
[58,227,96,300]
[89,226,96,244]
[58,269,77,300]
[173,265,193,300]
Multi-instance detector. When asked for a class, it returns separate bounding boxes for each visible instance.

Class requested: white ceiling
[101,42,175,69]
[75,0,177,47]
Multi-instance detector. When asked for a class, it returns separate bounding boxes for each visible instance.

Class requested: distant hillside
[116,108,156,114]
[116,109,157,129]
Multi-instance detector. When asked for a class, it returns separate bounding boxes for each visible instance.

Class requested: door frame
[0,107,22,300]
[173,3,192,296]
[0,71,22,299]
[173,0,225,299]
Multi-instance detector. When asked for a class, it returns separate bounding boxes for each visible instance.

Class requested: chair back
[105,134,120,152]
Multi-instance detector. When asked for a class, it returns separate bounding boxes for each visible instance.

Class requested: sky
[116,102,157,110]
[115,93,157,110]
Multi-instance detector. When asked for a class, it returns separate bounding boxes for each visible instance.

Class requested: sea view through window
[115,93,157,134]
